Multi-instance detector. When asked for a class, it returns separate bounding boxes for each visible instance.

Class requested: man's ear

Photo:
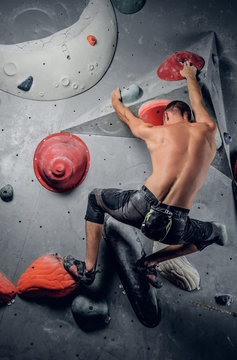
[164,111,169,123]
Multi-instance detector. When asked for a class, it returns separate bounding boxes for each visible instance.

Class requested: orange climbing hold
[139,99,171,126]
[0,272,16,304]
[87,35,97,46]
[17,254,79,298]
[157,51,205,81]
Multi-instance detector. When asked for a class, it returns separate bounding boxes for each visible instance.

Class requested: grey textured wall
[0,1,237,360]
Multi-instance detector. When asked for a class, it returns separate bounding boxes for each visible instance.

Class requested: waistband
[141,185,190,217]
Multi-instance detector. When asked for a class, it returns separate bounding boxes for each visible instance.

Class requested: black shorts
[85,185,220,251]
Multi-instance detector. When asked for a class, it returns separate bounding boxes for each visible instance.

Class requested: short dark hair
[164,100,192,122]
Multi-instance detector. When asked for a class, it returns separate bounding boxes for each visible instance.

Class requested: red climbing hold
[33,133,90,192]
[17,254,79,298]
[157,51,205,81]
[0,272,16,304]
[139,99,171,126]
[87,35,97,46]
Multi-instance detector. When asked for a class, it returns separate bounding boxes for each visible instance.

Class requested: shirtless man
[63,62,227,287]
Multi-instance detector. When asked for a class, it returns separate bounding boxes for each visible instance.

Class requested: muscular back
[144,122,217,209]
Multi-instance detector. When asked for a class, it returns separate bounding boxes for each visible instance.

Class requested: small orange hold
[0,272,16,304]
[17,254,79,298]
[87,35,97,46]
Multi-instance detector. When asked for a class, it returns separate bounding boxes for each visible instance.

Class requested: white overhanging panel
[0,0,117,100]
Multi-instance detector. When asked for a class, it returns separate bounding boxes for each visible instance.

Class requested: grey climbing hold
[112,0,146,14]
[0,184,14,202]
[121,84,143,105]
[71,294,110,330]
[223,132,232,145]
[17,76,33,91]
[215,294,233,306]
[153,243,200,291]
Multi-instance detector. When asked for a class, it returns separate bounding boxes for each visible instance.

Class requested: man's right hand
[180,61,197,79]
[112,88,122,106]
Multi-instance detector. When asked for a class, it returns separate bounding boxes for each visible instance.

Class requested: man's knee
[85,189,104,224]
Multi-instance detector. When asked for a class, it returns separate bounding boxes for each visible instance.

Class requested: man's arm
[180,62,217,131]
[112,88,154,139]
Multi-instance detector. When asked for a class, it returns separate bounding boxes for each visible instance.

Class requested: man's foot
[63,255,97,285]
[135,255,163,289]
[211,222,228,246]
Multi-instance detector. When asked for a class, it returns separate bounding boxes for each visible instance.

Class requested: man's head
[163,100,192,124]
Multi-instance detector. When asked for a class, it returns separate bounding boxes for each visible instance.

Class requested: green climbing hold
[121,84,143,104]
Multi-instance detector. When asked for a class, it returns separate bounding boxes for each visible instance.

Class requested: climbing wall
[0,0,237,360]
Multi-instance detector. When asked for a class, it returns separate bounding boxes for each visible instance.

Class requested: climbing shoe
[63,255,97,285]
[211,222,228,246]
[135,254,163,289]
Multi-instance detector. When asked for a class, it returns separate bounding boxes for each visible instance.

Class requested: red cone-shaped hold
[87,35,97,46]
[33,133,90,192]
[157,51,205,81]
[139,99,171,126]
[17,254,79,298]
[0,272,16,304]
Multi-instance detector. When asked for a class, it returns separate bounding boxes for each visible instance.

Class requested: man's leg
[63,187,147,284]
[85,221,104,272]
[136,243,198,286]
[144,243,199,267]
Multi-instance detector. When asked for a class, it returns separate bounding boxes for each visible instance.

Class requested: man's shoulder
[189,121,216,133]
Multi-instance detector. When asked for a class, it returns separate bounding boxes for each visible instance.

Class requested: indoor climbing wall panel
[0,1,237,360]
[0,0,117,100]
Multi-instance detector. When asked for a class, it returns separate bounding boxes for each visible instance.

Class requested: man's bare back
[144,121,216,209]
[112,61,217,210]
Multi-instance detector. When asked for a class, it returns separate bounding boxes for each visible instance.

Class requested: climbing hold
[87,35,97,46]
[104,216,161,328]
[157,51,205,81]
[112,0,146,14]
[223,132,232,145]
[3,62,17,76]
[17,254,79,298]
[0,184,14,202]
[33,133,90,192]
[138,99,171,126]
[72,294,110,330]
[61,77,70,87]
[215,294,233,306]
[17,76,33,91]
[88,64,94,71]
[153,242,200,291]
[121,84,143,104]
[0,272,16,304]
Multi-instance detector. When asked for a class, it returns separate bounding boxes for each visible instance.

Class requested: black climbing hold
[0,184,14,202]
[223,132,232,145]
[71,294,110,331]
[104,216,161,328]
[17,76,33,92]
[215,294,233,306]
